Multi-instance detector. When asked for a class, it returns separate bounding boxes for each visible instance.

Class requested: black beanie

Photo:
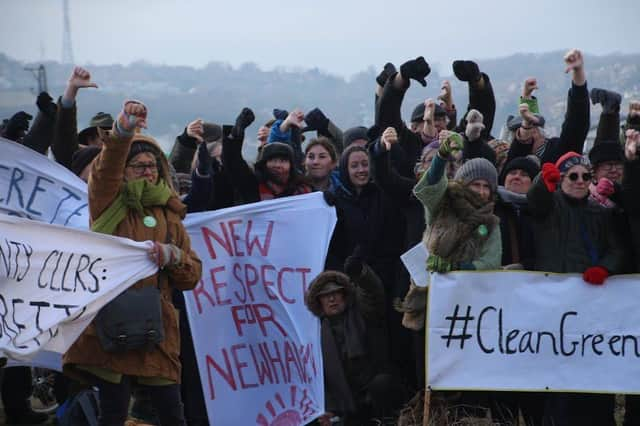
[588,141,624,166]
[70,146,101,176]
[343,126,369,147]
[258,142,294,163]
[500,156,540,184]
[411,103,446,123]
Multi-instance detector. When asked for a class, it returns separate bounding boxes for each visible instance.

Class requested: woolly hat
[555,151,590,174]
[411,103,446,123]
[258,142,294,163]
[454,157,498,193]
[501,156,540,182]
[70,146,101,176]
[588,142,624,166]
[343,126,369,147]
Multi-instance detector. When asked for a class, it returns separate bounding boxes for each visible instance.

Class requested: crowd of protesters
[1,47,640,426]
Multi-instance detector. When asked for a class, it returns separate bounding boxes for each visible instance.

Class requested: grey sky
[2,0,638,77]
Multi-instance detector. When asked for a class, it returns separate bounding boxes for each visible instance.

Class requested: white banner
[183,192,336,426]
[427,271,640,394]
[0,214,158,361]
[0,137,89,228]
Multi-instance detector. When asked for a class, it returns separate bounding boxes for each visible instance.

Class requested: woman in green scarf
[63,100,202,426]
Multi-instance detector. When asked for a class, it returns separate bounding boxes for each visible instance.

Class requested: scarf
[92,179,172,235]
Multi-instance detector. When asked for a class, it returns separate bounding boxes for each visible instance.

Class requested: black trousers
[96,376,185,426]
[1,366,33,417]
[543,393,615,426]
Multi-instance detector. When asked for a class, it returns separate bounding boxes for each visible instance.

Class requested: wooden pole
[422,388,431,426]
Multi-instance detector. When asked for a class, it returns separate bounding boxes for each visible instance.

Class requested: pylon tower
[62,0,74,64]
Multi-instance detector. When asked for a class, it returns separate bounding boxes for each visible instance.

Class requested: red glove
[583,266,608,285]
[541,163,561,192]
[595,178,615,197]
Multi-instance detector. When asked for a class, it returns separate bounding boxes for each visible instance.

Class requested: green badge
[143,215,157,228]
[477,224,488,237]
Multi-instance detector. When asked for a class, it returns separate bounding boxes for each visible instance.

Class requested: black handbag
[94,283,165,353]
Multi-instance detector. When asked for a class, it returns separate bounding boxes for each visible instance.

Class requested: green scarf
[91,179,172,235]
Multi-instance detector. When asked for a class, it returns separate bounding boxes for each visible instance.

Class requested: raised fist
[625,129,640,161]
[187,119,204,143]
[437,80,452,105]
[518,103,539,125]
[423,98,436,122]
[523,78,538,97]
[381,127,398,151]
[116,100,148,134]
[629,101,640,118]
[541,163,561,192]
[563,49,584,74]
[284,109,305,129]
[400,56,430,87]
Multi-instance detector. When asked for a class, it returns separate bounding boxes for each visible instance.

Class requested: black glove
[196,141,211,175]
[376,62,397,87]
[322,190,336,206]
[399,57,430,87]
[304,108,330,134]
[3,111,32,141]
[36,92,57,118]
[452,60,481,83]
[273,108,289,121]
[344,255,364,278]
[235,107,255,131]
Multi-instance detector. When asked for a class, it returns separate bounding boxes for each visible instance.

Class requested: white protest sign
[0,214,158,361]
[427,271,640,394]
[183,192,336,426]
[0,137,89,228]
[400,242,429,287]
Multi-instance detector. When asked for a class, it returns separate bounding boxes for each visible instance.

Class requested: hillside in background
[1,51,639,158]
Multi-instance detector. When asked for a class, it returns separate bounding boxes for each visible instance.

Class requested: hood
[305,271,356,318]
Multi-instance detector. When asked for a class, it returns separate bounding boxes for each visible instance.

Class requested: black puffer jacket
[527,175,624,274]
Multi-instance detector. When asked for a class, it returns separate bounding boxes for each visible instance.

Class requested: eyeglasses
[598,162,623,171]
[566,172,592,182]
[127,162,158,173]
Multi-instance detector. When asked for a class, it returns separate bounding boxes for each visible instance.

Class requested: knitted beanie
[588,141,624,166]
[555,151,590,174]
[454,157,498,193]
[501,156,540,181]
[343,126,369,147]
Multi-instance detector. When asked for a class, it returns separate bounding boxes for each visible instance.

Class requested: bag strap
[77,392,99,426]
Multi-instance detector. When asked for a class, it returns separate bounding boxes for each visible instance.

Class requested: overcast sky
[2,0,638,77]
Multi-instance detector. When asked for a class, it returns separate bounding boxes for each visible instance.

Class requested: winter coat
[51,98,80,170]
[621,159,640,272]
[494,187,536,268]
[526,174,624,274]
[414,172,501,271]
[305,266,387,416]
[223,130,311,204]
[63,132,202,383]
[22,110,56,155]
[376,72,496,177]
[507,83,590,165]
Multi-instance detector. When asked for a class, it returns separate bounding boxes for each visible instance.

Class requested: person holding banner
[62,100,202,426]
[413,132,501,417]
[527,151,624,426]
[305,256,405,426]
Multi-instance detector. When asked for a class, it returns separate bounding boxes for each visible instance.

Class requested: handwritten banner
[0,137,89,228]
[0,214,157,361]
[183,192,336,426]
[427,271,640,393]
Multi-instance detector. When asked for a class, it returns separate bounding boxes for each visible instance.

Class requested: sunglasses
[566,172,592,182]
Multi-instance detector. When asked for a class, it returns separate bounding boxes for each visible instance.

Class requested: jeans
[96,376,185,426]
